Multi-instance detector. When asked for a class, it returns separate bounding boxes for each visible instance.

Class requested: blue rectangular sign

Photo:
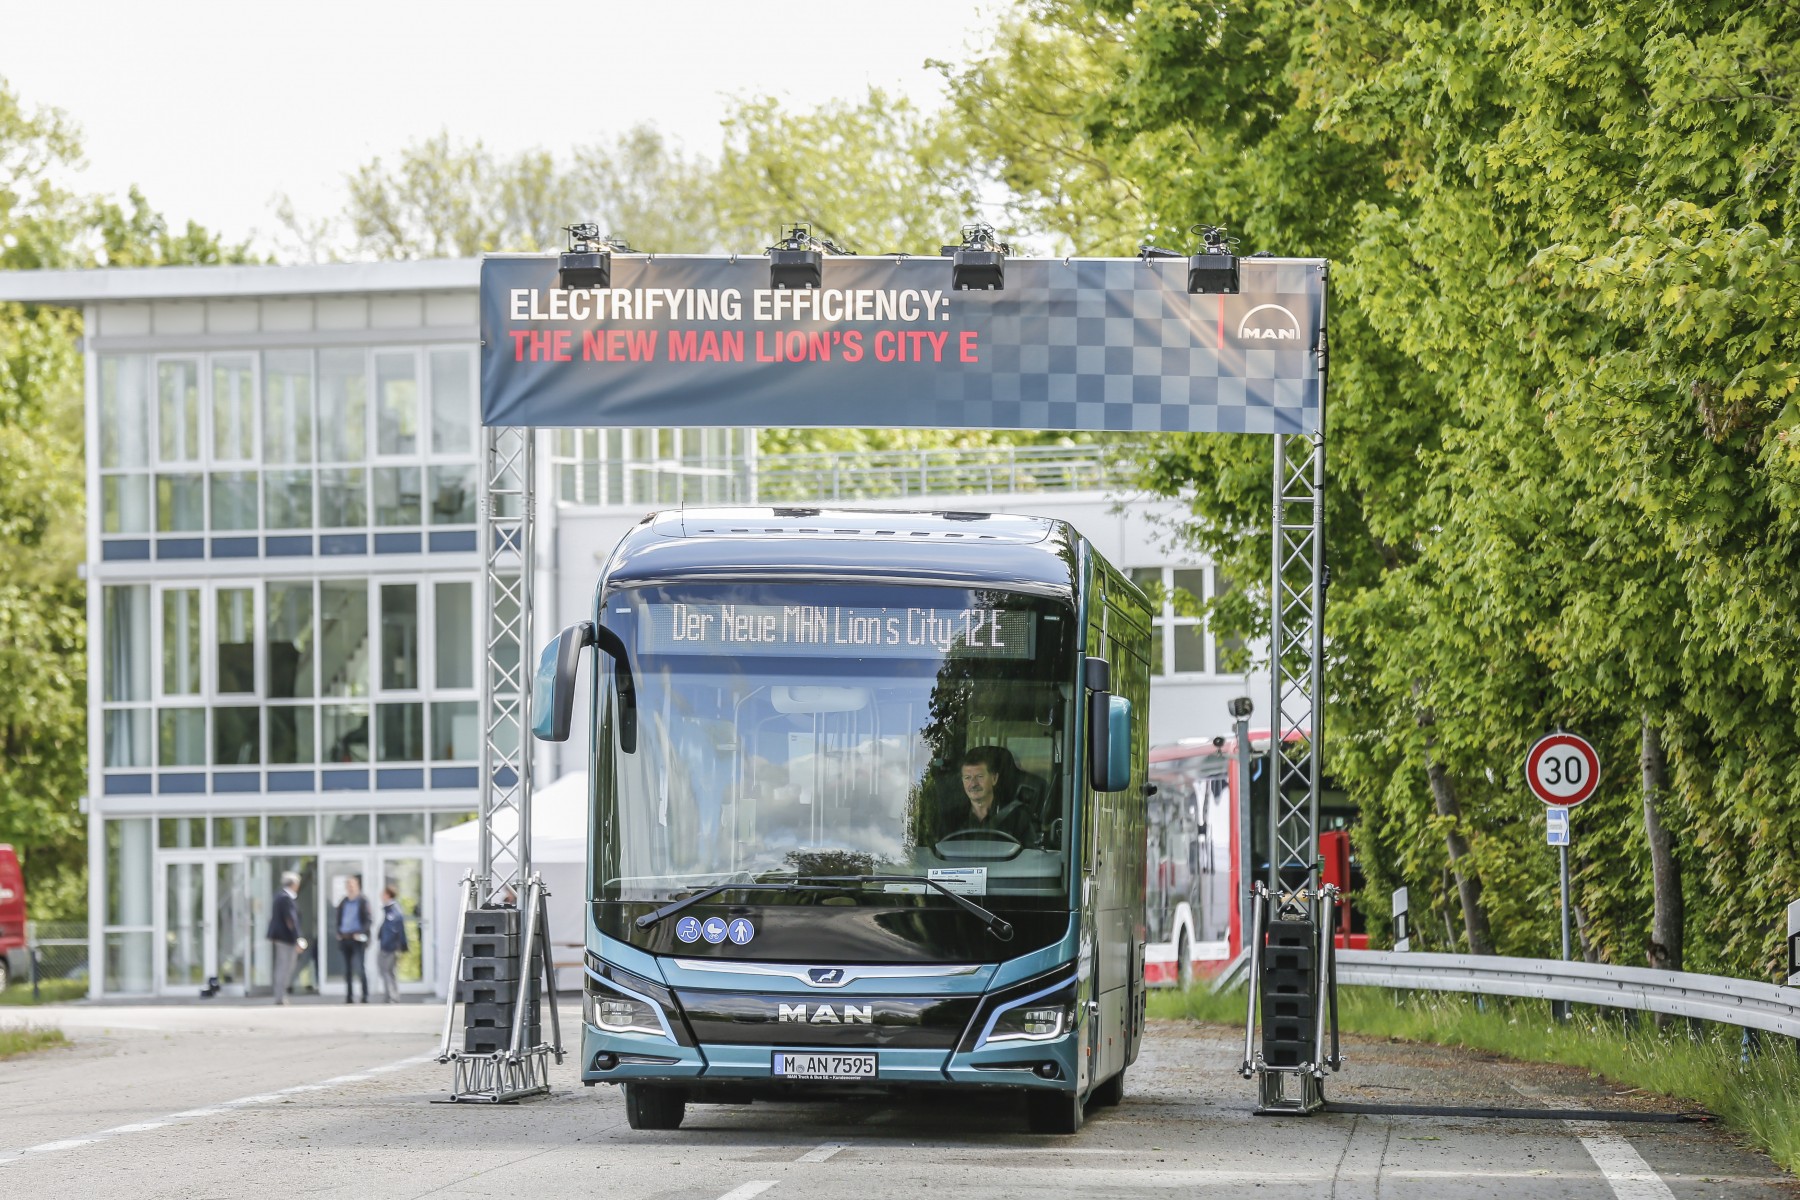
[479,254,1326,433]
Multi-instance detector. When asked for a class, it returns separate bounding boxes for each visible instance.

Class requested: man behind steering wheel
[956,746,1038,843]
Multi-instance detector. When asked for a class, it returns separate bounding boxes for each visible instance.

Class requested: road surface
[2,1003,1792,1198]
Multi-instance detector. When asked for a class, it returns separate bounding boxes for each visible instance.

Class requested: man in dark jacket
[376,885,409,1003]
[335,876,373,1003]
[266,871,304,1004]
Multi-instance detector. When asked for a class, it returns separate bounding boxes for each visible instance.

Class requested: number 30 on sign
[1525,732,1600,808]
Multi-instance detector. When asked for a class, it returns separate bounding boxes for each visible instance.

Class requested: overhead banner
[480,254,1326,433]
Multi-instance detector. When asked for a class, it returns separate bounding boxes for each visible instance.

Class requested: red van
[0,845,25,991]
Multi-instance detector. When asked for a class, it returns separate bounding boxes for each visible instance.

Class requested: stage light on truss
[946,222,1008,291]
[558,224,634,289]
[1187,224,1239,295]
[769,223,824,289]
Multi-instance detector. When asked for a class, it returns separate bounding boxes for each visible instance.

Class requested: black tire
[1025,1087,1084,1134]
[0,956,10,991]
[1089,1068,1125,1109]
[1176,931,1193,990]
[623,1082,686,1130]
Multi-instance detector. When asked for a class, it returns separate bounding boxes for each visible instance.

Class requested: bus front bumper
[579,1022,1081,1093]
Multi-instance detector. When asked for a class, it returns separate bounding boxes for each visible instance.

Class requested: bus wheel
[1025,1087,1084,1134]
[623,1083,686,1130]
[1090,1068,1125,1108]
[1177,931,1193,990]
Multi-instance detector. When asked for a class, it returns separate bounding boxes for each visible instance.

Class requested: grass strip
[1149,984,1800,1176]
[0,1025,68,1060]
[0,977,88,1006]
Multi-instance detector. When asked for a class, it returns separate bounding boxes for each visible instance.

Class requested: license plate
[772,1052,877,1080]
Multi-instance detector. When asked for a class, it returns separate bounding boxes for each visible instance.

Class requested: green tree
[1,76,246,919]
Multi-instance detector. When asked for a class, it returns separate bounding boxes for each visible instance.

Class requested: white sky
[2,0,1003,254]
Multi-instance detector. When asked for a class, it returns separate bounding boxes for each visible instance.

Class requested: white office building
[0,260,1264,999]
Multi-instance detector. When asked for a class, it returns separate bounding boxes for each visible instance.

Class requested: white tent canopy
[431,770,588,996]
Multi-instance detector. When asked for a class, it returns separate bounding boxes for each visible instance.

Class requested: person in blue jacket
[334,875,373,1003]
[376,884,410,1003]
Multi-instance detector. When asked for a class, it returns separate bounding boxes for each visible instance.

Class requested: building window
[324,812,371,845]
[211,356,257,464]
[1129,566,1222,677]
[374,351,419,457]
[156,359,202,465]
[161,587,202,695]
[319,349,367,465]
[428,348,473,455]
[103,584,152,767]
[104,817,154,994]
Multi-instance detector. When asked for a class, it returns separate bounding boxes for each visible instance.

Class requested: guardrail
[1334,949,1800,1038]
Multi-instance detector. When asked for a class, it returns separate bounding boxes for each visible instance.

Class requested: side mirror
[531,621,637,752]
[1086,660,1132,793]
[532,622,594,743]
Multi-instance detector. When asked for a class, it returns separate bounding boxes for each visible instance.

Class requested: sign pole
[1559,840,1572,962]
[1525,731,1598,1025]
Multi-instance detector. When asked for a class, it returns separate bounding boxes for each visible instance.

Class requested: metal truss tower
[478,425,535,905]
[1268,429,1325,893]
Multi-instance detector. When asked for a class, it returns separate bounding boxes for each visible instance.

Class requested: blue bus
[532,508,1150,1133]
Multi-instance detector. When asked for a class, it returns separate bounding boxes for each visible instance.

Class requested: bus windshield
[595,582,1077,908]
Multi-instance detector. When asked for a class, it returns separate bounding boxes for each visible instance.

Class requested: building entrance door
[160,858,209,993]
[213,859,253,995]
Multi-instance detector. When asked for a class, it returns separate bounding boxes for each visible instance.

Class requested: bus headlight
[584,974,672,1039]
[979,976,1077,1047]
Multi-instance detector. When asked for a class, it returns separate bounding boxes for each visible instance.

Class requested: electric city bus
[532,508,1150,1133]
[1143,734,1366,988]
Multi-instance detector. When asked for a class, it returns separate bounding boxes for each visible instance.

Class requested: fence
[25,920,89,1002]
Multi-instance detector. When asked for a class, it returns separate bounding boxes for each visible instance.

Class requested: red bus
[1144,733,1366,987]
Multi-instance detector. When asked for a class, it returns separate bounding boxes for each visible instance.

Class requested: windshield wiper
[794,874,1015,942]
[634,881,811,930]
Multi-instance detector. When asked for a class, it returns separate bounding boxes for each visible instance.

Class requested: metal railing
[755,443,1120,503]
[551,442,1128,508]
[1334,949,1800,1038]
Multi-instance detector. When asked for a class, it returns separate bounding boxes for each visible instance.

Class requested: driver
[956,747,1036,842]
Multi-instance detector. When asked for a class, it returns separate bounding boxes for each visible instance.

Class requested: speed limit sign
[1525,733,1600,807]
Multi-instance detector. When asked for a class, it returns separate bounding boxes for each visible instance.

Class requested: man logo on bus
[1237,303,1302,342]
[779,1003,873,1024]
[807,967,845,986]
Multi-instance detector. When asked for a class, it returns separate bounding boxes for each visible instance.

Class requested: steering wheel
[932,827,1025,860]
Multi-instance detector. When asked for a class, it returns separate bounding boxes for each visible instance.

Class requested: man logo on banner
[1237,304,1303,342]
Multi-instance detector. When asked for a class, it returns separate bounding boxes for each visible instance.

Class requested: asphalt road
[2,1002,1793,1198]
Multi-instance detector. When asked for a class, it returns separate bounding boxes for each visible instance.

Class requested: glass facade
[98,345,476,544]
[92,322,485,996]
[99,574,478,772]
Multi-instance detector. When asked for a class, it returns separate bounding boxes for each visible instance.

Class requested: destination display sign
[480,254,1327,434]
[638,602,1036,660]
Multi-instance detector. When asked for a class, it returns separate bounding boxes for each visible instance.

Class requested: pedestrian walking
[376,884,409,1003]
[335,875,373,1003]
[266,871,305,1004]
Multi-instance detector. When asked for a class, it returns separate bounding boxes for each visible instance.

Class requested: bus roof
[601,507,1083,597]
